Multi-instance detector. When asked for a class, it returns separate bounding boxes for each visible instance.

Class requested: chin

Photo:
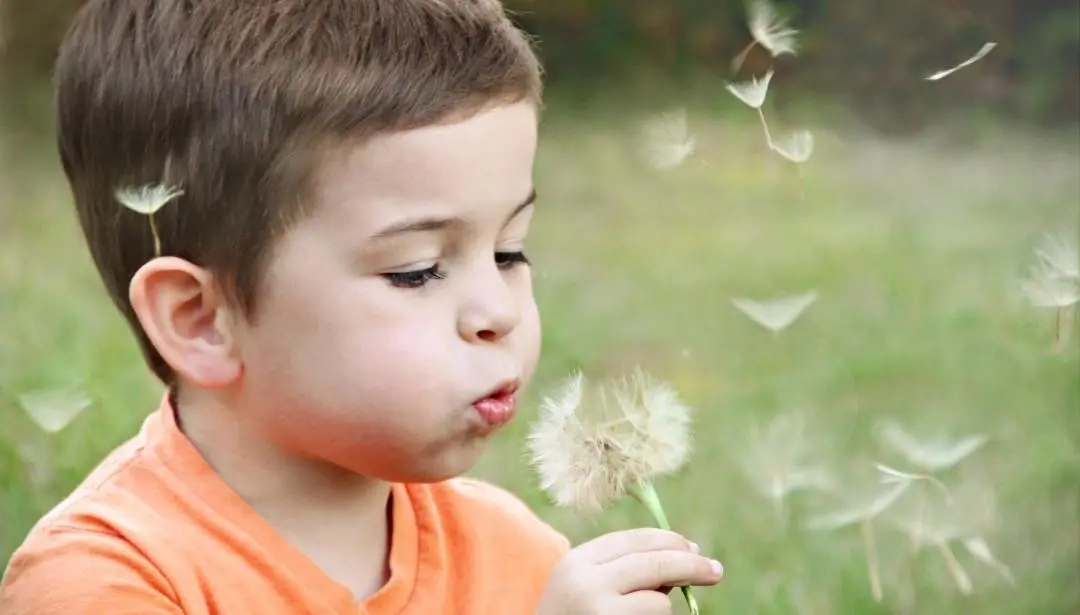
[407,442,488,484]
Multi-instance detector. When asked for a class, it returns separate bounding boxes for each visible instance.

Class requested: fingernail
[710,559,724,577]
[689,542,701,554]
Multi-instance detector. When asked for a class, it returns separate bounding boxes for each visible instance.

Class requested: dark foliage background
[1,1,1077,130]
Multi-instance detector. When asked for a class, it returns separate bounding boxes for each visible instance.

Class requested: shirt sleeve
[0,526,184,615]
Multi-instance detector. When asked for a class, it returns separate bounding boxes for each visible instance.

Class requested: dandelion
[807,480,912,602]
[527,368,700,614]
[640,108,696,169]
[731,290,818,334]
[732,0,799,72]
[926,42,997,81]
[18,384,93,434]
[115,183,184,257]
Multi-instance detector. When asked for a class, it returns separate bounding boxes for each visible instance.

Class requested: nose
[457,262,522,344]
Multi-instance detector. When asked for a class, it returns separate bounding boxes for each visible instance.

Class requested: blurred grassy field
[2,86,1078,614]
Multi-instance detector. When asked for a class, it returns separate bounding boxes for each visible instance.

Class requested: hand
[535,528,724,615]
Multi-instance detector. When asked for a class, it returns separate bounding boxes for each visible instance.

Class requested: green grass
[2,91,1078,614]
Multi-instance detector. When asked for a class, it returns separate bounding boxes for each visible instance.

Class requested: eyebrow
[369,188,537,240]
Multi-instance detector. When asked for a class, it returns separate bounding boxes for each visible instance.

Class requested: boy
[0,1,723,613]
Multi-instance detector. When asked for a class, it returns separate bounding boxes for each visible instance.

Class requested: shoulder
[428,477,571,555]
[0,524,181,614]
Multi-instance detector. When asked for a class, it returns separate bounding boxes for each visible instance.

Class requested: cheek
[239,283,451,417]
[518,292,543,379]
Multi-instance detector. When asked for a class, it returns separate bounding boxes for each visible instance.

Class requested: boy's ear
[129,257,242,388]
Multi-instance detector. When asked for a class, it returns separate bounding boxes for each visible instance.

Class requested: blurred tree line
[1,0,1077,133]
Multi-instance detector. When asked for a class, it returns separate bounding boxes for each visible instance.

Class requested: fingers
[574,528,698,565]
[616,590,675,615]
[603,549,723,595]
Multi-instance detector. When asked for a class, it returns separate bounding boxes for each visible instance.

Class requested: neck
[173,384,393,597]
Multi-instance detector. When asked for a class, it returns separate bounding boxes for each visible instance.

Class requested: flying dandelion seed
[640,108,696,169]
[807,480,912,602]
[770,130,814,163]
[115,183,184,257]
[1021,232,1080,351]
[737,412,835,525]
[876,420,988,474]
[725,70,774,110]
[962,536,1015,585]
[1034,232,1079,281]
[926,42,997,81]
[806,480,911,532]
[769,129,814,201]
[732,0,799,72]
[18,385,93,434]
[882,479,1008,596]
[875,463,951,498]
[725,70,776,150]
[732,291,818,334]
[527,368,701,615]
[1021,272,1080,309]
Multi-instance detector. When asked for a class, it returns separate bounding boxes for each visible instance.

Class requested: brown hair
[54,0,543,384]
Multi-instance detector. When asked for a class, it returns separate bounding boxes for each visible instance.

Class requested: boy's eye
[382,265,446,289]
[495,250,530,269]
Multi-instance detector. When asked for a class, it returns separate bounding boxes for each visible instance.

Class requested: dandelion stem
[756,107,773,149]
[633,482,701,615]
[936,539,973,595]
[860,518,883,602]
[732,40,758,72]
[148,214,162,257]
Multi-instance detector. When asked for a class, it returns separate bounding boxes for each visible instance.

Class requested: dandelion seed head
[725,70,775,109]
[115,183,184,215]
[748,0,798,57]
[527,368,692,511]
[771,130,815,163]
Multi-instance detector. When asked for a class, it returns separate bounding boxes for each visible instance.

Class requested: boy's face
[232,101,541,483]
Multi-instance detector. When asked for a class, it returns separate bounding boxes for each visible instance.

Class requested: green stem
[633,482,701,615]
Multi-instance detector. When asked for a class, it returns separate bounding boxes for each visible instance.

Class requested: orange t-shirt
[0,397,570,614]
